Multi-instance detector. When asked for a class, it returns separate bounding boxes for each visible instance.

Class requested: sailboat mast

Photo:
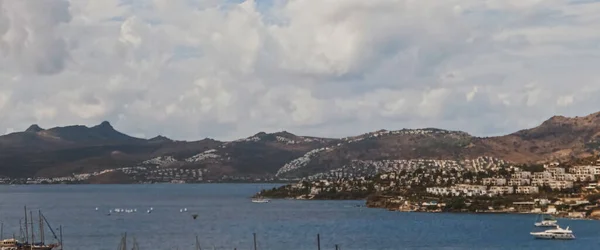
[19,219,23,242]
[24,206,29,243]
[1,221,3,240]
[30,210,35,245]
[39,210,45,244]
[59,225,63,250]
[196,235,202,250]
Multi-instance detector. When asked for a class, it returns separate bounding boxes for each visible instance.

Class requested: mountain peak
[149,135,172,143]
[273,131,296,138]
[92,121,115,131]
[253,132,268,137]
[98,121,112,127]
[25,124,44,133]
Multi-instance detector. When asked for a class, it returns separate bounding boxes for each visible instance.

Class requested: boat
[530,225,575,240]
[117,233,139,250]
[0,238,20,250]
[251,198,270,203]
[534,214,558,227]
[7,207,64,250]
[251,184,270,203]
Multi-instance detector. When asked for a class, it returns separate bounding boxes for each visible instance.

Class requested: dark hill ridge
[0,111,599,179]
[40,121,145,144]
[25,124,44,133]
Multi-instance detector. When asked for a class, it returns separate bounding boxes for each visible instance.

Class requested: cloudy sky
[0,0,599,140]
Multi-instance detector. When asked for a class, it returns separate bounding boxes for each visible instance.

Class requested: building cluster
[306,157,510,181]
[276,128,471,177]
[426,184,539,197]
[341,128,468,144]
[233,134,326,145]
[426,164,600,197]
[136,168,205,183]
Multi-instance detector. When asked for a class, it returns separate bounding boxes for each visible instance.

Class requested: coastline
[263,196,599,221]
[0,181,293,185]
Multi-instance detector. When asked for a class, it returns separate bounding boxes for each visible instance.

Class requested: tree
[586,193,600,203]
[446,197,467,211]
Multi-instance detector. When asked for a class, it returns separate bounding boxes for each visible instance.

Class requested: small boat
[530,225,575,240]
[251,198,270,203]
[534,214,558,227]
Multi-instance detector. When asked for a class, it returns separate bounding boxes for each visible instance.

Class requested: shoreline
[258,196,600,220]
[0,182,292,185]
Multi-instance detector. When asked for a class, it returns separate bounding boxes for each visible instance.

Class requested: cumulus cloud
[0,0,71,74]
[0,0,599,140]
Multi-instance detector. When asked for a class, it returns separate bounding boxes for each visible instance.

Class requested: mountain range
[1,111,600,180]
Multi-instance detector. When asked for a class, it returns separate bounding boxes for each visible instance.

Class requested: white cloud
[557,95,574,107]
[0,0,599,140]
[0,0,71,74]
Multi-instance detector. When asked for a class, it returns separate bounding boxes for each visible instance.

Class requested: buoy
[147,210,151,214]
[192,214,198,219]
[95,207,99,211]
[184,208,187,212]
[180,209,183,212]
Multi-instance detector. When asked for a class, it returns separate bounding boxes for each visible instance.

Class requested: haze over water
[0,184,599,250]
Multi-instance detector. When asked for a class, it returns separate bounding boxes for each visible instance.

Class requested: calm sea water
[0,184,599,250]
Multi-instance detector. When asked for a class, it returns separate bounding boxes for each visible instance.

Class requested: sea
[0,184,599,250]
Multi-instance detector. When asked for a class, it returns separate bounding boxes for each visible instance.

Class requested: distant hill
[1,111,599,180]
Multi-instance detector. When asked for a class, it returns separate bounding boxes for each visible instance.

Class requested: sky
[1,0,600,141]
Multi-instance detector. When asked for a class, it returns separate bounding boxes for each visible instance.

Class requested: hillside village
[275,128,469,177]
[258,157,600,218]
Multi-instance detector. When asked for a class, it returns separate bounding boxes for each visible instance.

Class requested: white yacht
[534,214,558,227]
[251,198,270,203]
[530,225,575,240]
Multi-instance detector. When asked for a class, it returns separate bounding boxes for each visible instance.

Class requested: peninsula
[256,156,600,219]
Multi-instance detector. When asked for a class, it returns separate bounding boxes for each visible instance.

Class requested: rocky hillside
[274,112,600,178]
[0,122,336,179]
[1,111,599,181]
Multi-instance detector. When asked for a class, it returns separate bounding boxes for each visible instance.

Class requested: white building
[512,171,532,179]
[426,187,450,196]
[482,178,507,186]
[516,186,539,194]
[532,172,553,180]
[554,173,576,181]
[532,178,550,187]
[548,181,574,190]
[546,167,565,176]
[570,166,600,175]
[574,174,596,182]
[489,186,514,195]
[508,178,531,186]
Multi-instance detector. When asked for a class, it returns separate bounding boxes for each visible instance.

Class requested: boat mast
[59,225,63,250]
[1,221,3,240]
[41,212,59,242]
[24,206,29,244]
[19,219,23,242]
[196,235,202,250]
[39,210,45,244]
[30,210,35,245]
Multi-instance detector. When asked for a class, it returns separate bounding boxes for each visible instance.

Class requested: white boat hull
[530,233,575,240]
[251,199,270,203]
